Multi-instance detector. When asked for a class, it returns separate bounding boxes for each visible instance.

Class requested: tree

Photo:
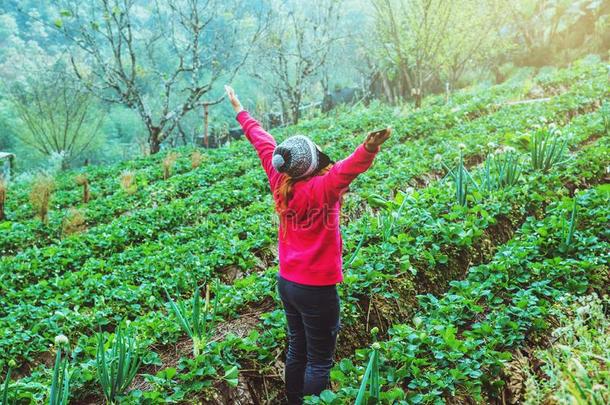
[57,0,268,154]
[436,0,508,87]
[254,0,344,124]
[370,0,507,104]
[6,66,104,169]
[507,0,610,66]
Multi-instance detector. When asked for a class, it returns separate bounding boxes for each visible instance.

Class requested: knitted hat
[272,135,332,179]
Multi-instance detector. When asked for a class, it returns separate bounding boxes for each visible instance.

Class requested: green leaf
[223,366,239,387]
[319,389,337,403]
[164,367,177,380]
[54,19,63,29]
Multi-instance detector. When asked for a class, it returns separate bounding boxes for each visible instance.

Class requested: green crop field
[0,56,608,404]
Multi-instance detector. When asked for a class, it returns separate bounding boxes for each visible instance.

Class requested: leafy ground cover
[308,183,609,404]
[2,58,606,257]
[517,293,609,405]
[0,58,608,404]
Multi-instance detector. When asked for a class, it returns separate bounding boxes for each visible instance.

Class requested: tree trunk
[412,87,422,109]
[150,127,162,154]
[203,105,210,148]
[381,75,393,103]
[291,99,301,125]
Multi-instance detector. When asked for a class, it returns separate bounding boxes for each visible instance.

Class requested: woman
[225,85,391,404]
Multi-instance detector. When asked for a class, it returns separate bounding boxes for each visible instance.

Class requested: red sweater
[237,111,378,286]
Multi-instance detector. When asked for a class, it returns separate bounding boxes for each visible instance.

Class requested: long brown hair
[274,164,333,215]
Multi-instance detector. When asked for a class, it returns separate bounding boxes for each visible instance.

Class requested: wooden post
[203,104,210,148]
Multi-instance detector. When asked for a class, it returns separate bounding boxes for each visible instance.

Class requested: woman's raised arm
[315,127,391,204]
[225,85,281,190]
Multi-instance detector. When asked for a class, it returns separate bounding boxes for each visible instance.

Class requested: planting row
[3,98,605,369]
[2,58,605,255]
[3,111,607,402]
[312,183,608,404]
[1,58,607,402]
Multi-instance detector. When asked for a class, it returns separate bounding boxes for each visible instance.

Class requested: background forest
[0,0,608,173]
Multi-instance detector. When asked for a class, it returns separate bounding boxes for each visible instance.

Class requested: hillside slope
[0,57,608,404]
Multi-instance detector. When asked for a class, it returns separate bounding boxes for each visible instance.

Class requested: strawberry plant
[1,58,608,404]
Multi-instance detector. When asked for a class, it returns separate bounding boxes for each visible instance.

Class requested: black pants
[277,275,341,405]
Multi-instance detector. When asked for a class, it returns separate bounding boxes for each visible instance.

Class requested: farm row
[0,58,608,403]
[1,59,606,256]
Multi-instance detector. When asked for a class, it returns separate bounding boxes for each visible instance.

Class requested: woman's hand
[364,127,392,152]
[224,85,243,114]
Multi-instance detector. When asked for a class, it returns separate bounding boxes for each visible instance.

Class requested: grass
[62,208,87,236]
[191,150,204,169]
[75,174,90,203]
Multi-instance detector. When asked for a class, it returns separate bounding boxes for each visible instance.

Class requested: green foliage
[96,326,142,404]
[1,360,14,405]
[508,0,610,66]
[355,341,381,405]
[601,100,610,136]
[49,339,71,405]
[561,196,578,251]
[530,126,569,172]
[442,147,477,206]
[165,284,219,357]
[374,191,410,242]
[480,150,522,191]
[320,185,609,403]
[0,58,607,403]
[523,294,610,405]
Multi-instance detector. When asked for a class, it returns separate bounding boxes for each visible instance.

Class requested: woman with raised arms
[225,85,391,404]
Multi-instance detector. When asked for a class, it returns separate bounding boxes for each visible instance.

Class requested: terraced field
[0,58,608,404]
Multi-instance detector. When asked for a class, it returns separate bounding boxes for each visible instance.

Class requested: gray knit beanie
[272,135,320,179]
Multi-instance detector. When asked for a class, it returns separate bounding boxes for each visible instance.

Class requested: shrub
[62,208,87,236]
[162,152,180,179]
[191,150,204,169]
[75,174,90,203]
[30,174,55,223]
[119,170,137,195]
